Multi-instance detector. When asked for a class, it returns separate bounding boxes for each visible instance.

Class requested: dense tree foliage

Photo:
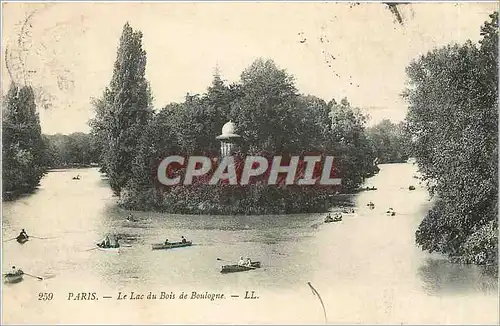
[367,119,410,164]
[406,12,498,266]
[117,57,379,214]
[328,99,379,190]
[89,22,153,195]
[43,133,100,168]
[2,84,46,197]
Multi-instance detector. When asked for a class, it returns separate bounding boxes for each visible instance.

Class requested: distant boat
[96,235,120,252]
[72,175,80,180]
[151,241,192,250]
[325,214,342,223]
[4,270,24,283]
[126,215,138,222]
[220,261,261,274]
[17,236,29,244]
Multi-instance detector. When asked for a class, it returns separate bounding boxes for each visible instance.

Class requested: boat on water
[221,261,261,274]
[17,236,29,244]
[325,213,342,223]
[126,214,139,222]
[4,270,24,283]
[97,246,120,253]
[96,235,120,252]
[152,241,192,250]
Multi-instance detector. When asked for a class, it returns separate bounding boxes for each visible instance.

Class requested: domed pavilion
[216,120,241,156]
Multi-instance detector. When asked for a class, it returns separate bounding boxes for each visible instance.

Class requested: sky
[2,1,497,135]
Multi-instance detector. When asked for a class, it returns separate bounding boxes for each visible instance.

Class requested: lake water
[2,164,498,324]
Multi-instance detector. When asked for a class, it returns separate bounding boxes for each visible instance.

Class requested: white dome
[216,120,241,140]
[221,120,236,135]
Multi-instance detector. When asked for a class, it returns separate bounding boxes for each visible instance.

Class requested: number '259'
[38,292,53,301]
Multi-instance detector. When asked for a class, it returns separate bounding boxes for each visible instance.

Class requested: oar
[24,273,43,280]
[84,247,99,252]
[216,258,234,263]
[30,236,56,240]
[2,237,17,242]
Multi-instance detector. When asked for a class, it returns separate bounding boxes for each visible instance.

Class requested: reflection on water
[418,257,498,296]
[2,165,498,324]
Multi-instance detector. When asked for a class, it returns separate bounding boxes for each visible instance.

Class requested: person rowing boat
[126,213,138,222]
[16,229,29,243]
[97,235,120,249]
[324,213,336,223]
[237,257,253,267]
[4,266,24,283]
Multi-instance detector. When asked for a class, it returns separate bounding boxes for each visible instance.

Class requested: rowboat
[17,237,29,244]
[221,261,261,274]
[151,241,192,250]
[96,235,120,252]
[325,215,342,223]
[96,241,120,253]
[4,270,24,283]
[97,246,120,253]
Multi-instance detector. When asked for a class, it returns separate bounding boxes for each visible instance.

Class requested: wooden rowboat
[96,242,120,253]
[221,261,261,274]
[4,271,24,283]
[152,241,192,250]
[97,246,120,253]
[324,216,342,223]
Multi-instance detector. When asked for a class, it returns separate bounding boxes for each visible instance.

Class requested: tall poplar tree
[3,83,46,195]
[90,22,153,195]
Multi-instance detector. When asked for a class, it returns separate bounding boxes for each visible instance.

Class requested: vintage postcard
[1,1,498,324]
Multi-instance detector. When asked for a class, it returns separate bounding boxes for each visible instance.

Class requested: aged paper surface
[2,1,498,325]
